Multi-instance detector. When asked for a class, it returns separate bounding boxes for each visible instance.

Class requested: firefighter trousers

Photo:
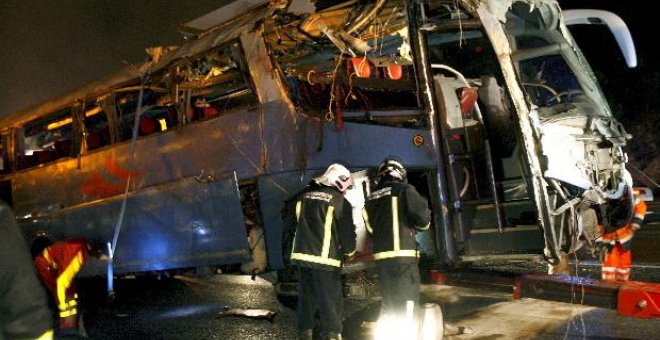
[377,261,420,319]
[296,267,344,335]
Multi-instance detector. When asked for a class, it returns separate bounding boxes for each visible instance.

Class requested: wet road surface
[74,273,379,339]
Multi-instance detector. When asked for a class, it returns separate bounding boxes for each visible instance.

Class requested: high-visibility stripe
[392,197,400,251]
[321,206,335,258]
[296,201,302,222]
[618,232,633,244]
[43,249,57,269]
[60,308,77,318]
[362,209,373,234]
[36,329,54,340]
[616,268,630,274]
[290,252,341,267]
[602,273,616,280]
[602,267,616,273]
[56,250,84,311]
[634,212,645,219]
[419,222,430,231]
[617,274,630,281]
[373,250,419,260]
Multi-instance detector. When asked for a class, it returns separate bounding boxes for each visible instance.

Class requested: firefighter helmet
[314,163,353,192]
[377,157,407,183]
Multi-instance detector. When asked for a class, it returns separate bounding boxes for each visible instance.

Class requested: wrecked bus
[0,0,636,281]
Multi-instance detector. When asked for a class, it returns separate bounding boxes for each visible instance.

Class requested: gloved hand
[344,250,358,263]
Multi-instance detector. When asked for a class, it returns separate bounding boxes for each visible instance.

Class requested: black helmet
[30,233,53,259]
[377,157,407,183]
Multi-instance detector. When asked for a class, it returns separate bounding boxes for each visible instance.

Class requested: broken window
[505,2,609,116]
[81,99,111,152]
[115,89,177,141]
[18,107,74,169]
[176,41,257,123]
[265,0,422,127]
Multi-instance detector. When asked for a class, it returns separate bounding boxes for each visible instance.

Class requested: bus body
[0,0,635,276]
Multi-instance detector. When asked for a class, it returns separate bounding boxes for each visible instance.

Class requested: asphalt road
[72,273,379,340]
[61,202,660,339]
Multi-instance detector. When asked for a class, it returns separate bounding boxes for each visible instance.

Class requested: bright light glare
[420,312,437,340]
[374,303,444,340]
[420,303,444,340]
[374,315,417,340]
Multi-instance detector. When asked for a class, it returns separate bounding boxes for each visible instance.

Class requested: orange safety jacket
[596,200,647,251]
[34,239,90,321]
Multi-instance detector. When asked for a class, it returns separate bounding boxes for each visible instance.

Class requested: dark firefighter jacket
[363,180,431,265]
[0,202,53,339]
[290,184,356,271]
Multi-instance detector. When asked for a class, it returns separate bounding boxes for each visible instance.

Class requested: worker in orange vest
[32,237,107,335]
[596,189,649,281]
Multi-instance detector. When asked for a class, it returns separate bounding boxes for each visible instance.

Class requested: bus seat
[33,150,55,165]
[348,57,374,78]
[202,106,219,120]
[139,117,159,136]
[384,64,403,80]
[54,139,72,158]
[21,155,36,169]
[86,130,101,150]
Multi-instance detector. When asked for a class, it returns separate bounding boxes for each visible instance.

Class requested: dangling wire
[109,69,150,267]
[326,55,344,121]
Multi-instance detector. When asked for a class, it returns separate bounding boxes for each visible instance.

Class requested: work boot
[326,332,342,340]
[298,329,313,340]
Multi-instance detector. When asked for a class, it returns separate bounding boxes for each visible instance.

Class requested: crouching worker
[32,237,108,336]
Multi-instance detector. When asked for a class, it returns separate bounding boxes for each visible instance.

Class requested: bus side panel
[303,121,437,169]
[60,175,250,275]
[11,109,264,216]
[262,100,305,174]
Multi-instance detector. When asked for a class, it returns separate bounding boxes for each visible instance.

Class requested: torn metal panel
[181,0,270,33]
[152,7,271,73]
[477,3,559,262]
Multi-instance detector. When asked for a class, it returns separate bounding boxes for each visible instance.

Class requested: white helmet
[314,164,353,192]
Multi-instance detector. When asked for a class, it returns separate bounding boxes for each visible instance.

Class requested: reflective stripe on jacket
[363,180,431,264]
[34,239,89,317]
[290,184,356,270]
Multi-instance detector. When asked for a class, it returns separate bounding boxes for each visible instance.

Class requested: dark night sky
[0,0,229,116]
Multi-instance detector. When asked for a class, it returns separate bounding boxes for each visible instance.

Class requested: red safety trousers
[597,200,647,281]
[601,243,632,281]
[34,239,89,331]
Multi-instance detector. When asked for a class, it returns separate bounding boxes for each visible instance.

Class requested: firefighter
[288,164,356,340]
[596,189,648,281]
[0,202,54,340]
[32,237,107,336]
[363,157,431,321]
